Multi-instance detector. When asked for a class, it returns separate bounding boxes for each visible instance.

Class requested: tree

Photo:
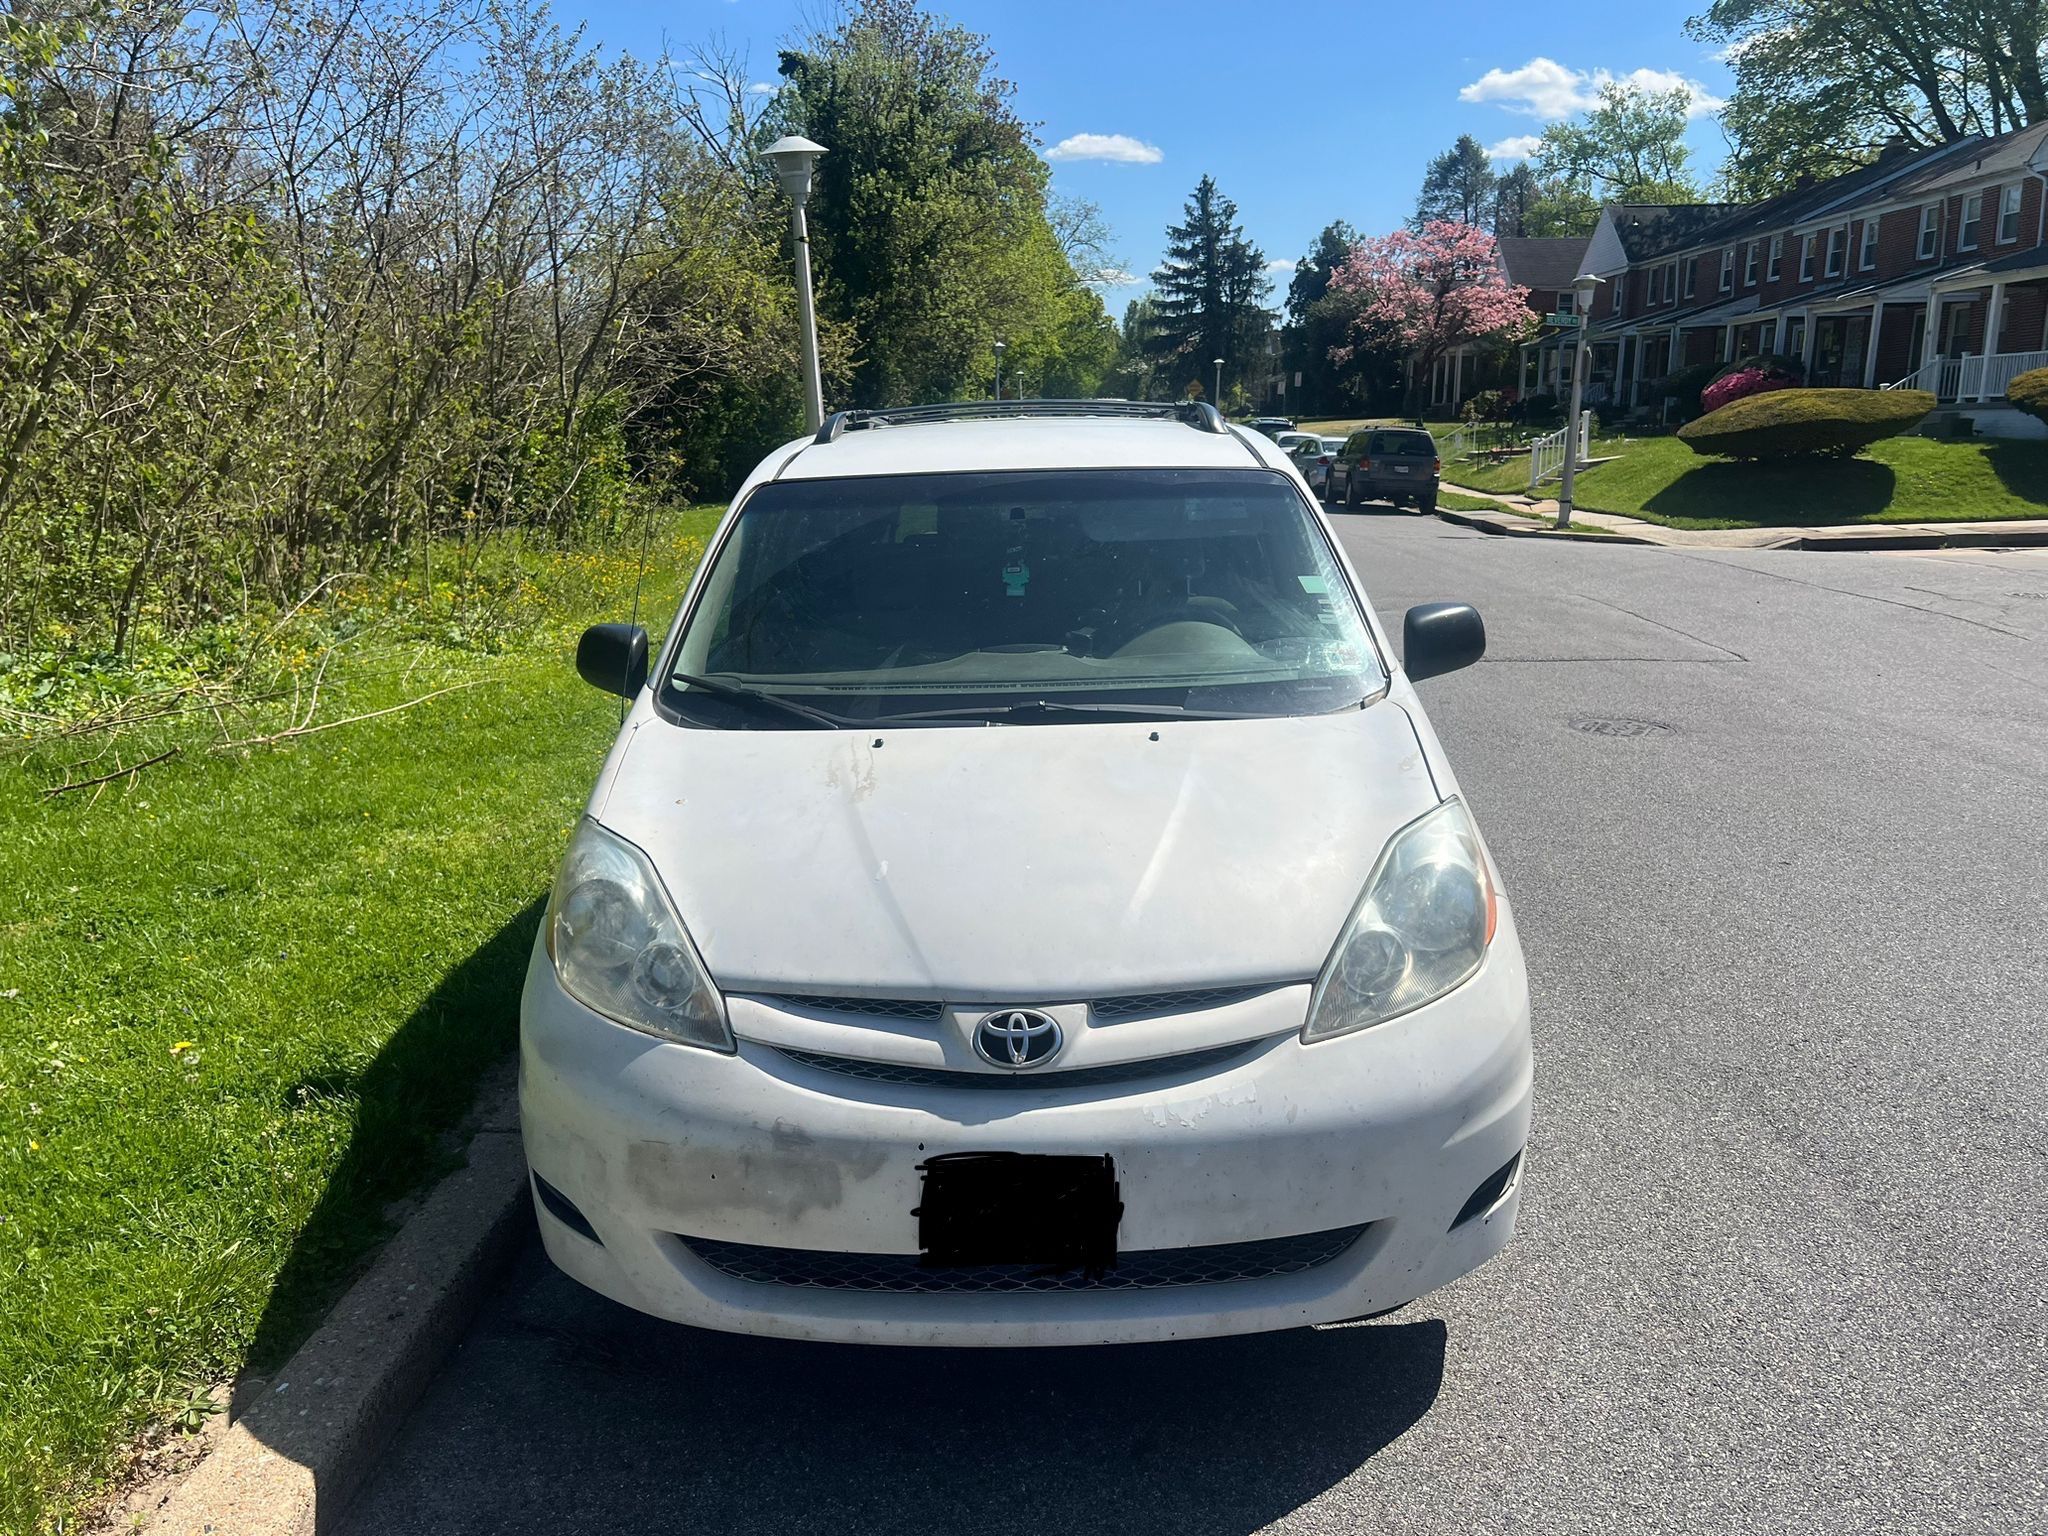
[1328,222,1534,412]
[1687,0,2048,198]
[1279,222,1375,414]
[767,0,1109,408]
[1415,135,1498,227]
[1143,175,1271,404]
[1535,81,1702,204]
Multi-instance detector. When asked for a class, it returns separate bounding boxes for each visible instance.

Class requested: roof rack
[812,398,1229,444]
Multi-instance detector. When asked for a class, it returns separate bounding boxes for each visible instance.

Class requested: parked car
[1286,433,1345,496]
[1244,415,1296,439]
[1329,426,1441,513]
[526,398,1531,1347]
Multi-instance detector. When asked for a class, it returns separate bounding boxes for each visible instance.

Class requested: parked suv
[1330,426,1440,513]
[525,399,1530,1346]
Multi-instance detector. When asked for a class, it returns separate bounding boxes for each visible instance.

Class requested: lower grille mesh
[680,1224,1371,1293]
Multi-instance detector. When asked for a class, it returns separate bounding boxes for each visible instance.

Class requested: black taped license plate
[915,1152,1123,1276]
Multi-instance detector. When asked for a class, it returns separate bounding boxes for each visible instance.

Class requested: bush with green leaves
[1658,362,1721,420]
[1462,389,1508,422]
[1678,388,1936,459]
[2006,367,2048,424]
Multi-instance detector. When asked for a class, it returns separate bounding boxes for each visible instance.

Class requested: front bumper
[519,911,1533,1346]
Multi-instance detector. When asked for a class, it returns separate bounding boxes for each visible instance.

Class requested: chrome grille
[774,1039,1258,1090]
[681,1224,1371,1292]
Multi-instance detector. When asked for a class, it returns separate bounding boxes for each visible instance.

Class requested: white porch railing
[1884,350,2048,402]
[1528,410,1593,488]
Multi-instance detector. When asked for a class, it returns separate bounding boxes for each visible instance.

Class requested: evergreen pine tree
[1143,175,1270,401]
[1414,135,1497,227]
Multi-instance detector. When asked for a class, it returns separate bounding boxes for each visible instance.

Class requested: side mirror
[576,622,650,699]
[1403,603,1485,682]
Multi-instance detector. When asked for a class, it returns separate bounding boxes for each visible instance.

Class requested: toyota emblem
[973,1009,1063,1069]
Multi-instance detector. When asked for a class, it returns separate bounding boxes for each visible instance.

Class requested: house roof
[1497,237,1591,291]
[1607,204,1745,260]
[1883,123,2048,199]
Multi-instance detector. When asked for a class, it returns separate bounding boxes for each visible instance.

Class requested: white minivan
[521,400,1532,1346]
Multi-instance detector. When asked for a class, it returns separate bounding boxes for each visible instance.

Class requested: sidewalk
[1437,481,2048,551]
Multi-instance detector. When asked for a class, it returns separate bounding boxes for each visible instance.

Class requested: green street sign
[1546,312,1583,328]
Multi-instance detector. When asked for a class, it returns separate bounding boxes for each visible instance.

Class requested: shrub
[1712,352,1805,386]
[2007,367,2048,424]
[1678,388,1936,459]
[1658,362,1721,421]
[1701,366,1796,415]
[1462,389,1508,422]
[1519,391,1560,426]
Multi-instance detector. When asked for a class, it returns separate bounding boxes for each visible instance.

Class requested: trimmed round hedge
[2007,366,2048,424]
[1677,387,1936,459]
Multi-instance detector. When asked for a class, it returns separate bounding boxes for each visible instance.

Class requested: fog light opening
[533,1172,604,1246]
[1450,1151,1522,1231]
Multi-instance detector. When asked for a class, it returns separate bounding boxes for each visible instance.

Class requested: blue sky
[578,0,1733,305]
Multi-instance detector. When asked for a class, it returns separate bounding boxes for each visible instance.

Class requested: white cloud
[1486,134,1544,162]
[1045,133,1164,165]
[747,81,778,95]
[1460,57,1724,122]
[1263,258,1297,275]
[1086,265,1140,288]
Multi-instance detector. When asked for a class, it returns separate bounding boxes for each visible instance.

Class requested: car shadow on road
[347,1245,1447,1535]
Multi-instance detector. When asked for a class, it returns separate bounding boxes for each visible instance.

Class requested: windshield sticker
[1002,559,1031,598]
[1297,575,1329,594]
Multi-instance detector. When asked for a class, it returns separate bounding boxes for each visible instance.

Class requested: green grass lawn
[1570,434,2048,529]
[1437,490,1506,513]
[0,511,718,1534]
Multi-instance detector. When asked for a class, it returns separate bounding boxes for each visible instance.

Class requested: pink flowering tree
[1328,222,1535,411]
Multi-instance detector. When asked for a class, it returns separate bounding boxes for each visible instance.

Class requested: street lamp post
[1556,273,1603,531]
[994,339,1006,402]
[762,135,828,432]
[1213,357,1225,411]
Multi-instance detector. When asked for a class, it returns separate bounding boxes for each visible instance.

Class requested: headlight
[544,819,733,1051]
[1302,799,1498,1042]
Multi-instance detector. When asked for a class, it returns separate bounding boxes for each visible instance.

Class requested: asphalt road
[341,517,2048,1535]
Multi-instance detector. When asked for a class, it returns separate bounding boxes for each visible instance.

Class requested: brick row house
[1552,124,2048,436]
[1425,236,1591,409]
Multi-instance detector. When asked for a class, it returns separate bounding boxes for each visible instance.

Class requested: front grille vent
[681,1224,1371,1292]
[758,983,1280,1026]
[774,1039,1257,1091]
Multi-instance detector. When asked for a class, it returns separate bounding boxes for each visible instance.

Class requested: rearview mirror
[1403,603,1485,682]
[576,622,650,699]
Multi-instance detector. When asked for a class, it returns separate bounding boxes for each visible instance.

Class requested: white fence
[1884,349,2048,402]
[1528,410,1593,488]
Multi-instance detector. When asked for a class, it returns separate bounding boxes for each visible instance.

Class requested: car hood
[598,704,1441,997]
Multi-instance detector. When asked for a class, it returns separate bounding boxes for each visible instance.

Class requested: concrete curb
[1431,505,1653,544]
[145,1064,529,1536]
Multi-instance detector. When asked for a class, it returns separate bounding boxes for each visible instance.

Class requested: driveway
[340,522,2048,1535]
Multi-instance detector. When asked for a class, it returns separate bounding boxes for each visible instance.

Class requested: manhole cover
[1569,716,1676,739]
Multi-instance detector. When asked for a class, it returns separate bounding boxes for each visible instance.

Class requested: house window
[1768,234,1783,280]
[1744,242,1759,285]
[1825,226,1846,276]
[1800,235,1816,281]
[1917,204,1940,259]
[1668,260,1681,302]
[1860,219,1879,269]
[1719,249,1734,293]
[1556,290,1576,314]
[1612,276,1625,314]
[2000,184,2023,243]
[1785,316,1805,358]
[1682,259,1695,299]
[1960,192,1982,252]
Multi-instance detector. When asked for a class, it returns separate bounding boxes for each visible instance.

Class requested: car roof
[773,414,1290,481]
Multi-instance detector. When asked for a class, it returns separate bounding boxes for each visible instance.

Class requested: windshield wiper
[870,699,1272,724]
[670,672,856,729]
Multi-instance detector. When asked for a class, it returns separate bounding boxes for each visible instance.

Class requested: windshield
[665,468,1383,726]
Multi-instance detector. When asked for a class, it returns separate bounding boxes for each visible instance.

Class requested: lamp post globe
[762,136,828,431]
[1556,273,1604,530]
